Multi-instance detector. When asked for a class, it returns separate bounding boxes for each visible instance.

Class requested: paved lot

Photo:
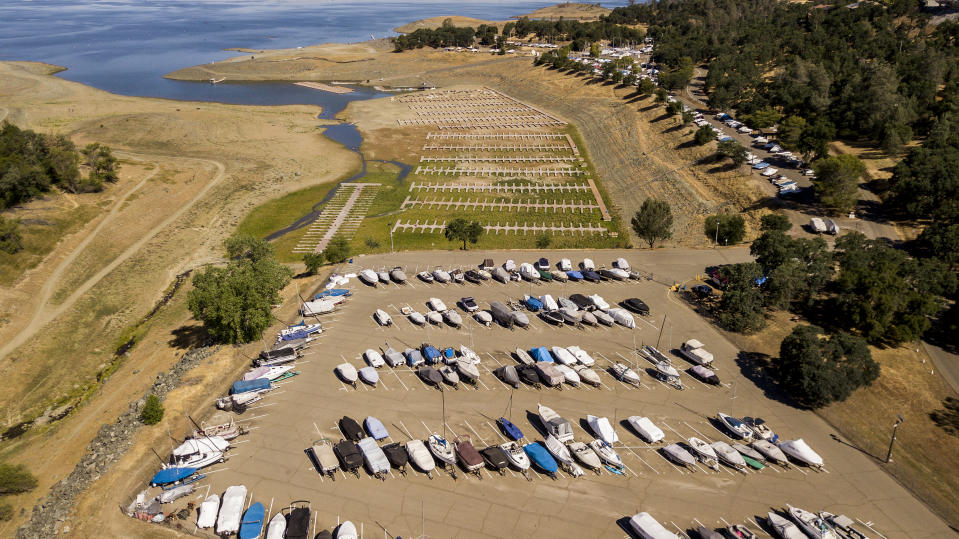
[161,249,949,538]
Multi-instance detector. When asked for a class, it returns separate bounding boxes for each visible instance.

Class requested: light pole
[388,222,394,254]
[885,414,905,463]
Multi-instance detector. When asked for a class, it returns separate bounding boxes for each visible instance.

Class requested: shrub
[303,253,324,275]
[0,463,37,494]
[535,233,552,248]
[140,394,164,425]
[705,214,746,245]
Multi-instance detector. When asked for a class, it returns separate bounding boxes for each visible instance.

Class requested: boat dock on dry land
[294,81,354,94]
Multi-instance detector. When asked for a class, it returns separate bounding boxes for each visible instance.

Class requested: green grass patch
[236,180,348,240]
[0,205,101,286]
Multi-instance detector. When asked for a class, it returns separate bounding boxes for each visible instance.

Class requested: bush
[323,236,351,264]
[0,503,12,521]
[694,125,714,145]
[0,216,23,254]
[535,233,552,248]
[704,214,746,245]
[303,253,324,275]
[140,394,164,425]
[760,214,792,232]
[364,237,380,250]
[0,463,37,494]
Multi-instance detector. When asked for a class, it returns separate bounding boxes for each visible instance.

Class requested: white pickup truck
[680,339,714,366]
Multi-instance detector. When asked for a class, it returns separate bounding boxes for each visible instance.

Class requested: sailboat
[426,390,456,478]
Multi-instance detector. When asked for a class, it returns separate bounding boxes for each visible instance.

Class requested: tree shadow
[651,113,672,123]
[734,351,803,409]
[168,324,208,350]
[639,104,659,113]
[663,123,687,134]
[675,140,699,150]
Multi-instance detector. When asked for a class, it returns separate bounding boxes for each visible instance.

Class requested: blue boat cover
[364,416,389,440]
[498,418,523,441]
[753,162,770,170]
[150,467,197,486]
[524,296,543,311]
[566,271,583,281]
[530,347,554,363]
[523,443,558,473]
[443,347,455,359]
[238,502,265,539]
[230,378,271,395]
[315,288,351,299]
[423,346,441,363]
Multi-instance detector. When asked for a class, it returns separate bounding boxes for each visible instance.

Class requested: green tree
[535,233,552,248]
[631,198,673,248]
[0,503,12,521]
[812,154,865,215]
[751,231,832,308]
[303,252,324,275]
[716,140,747,166]
[0,216,23,254]
[0,463,37,494]
[81,142,119,183]
[717,262,767,333]
[364,237,380,250]
[680,110,695,125]
[654,88,668,105]
[659,56,694,91]
[777,116,807,150]
[775,325,879,408]
[760,213,792,232]
[637,78,656,96]
[323,236,351,264]
[443,218,484,250]
[665,100,683,117]
[139,394,164,425]
[694,125,715,145]
[914,222,959,265]
[742,107,781,128]
[704,213,746,245]
[797,119,836,161]
[188,237,293,344]
[590,42,601,57]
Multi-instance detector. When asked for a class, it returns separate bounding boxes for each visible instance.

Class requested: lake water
[0,0,630,105]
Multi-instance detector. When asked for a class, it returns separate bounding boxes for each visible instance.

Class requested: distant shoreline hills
[393,3,612,33]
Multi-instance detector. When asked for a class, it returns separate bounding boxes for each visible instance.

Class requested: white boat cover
[336,363,358,382]
[359,269,378,284]
[172,436,229,457]
[301,299,336,316]
[266,512,286,539]
[158,483,194,503]
[688,437,718,459]
[374,309,392,325]
[243,367,269,381]
[541,294,558,311]
[428,298,447,311]
[545,434,573,464]
[216,485,247,535]
[538,403,574,442]
[504,259,517,271]
[559,258,572,271]
[364,349,385,367]
[551,346,577,365]
[581,258,595,270]
[613,363,640,384]
[566,346,595,366]
[594,310,614,326]
[459,345,481,364]
[512,310,530,327]
[628,416,664,443]
[554,364,580,385]
[767,512,806,539]
[474,311,493,325]
[357,437,390,475]
[609,268,630,280]
[587,415,619,444]
[778,438,823,467]
[710,441,746,468]
[337,521,359,539]
[588,294,610,310]
[426,311,442,324]
[681,339,714,365]
[197,494,220,528]
[519,263,539,280]
[573,365,601,386]
[358,366,379,385]
[443,310,462,326]
[614,257,630,270]
[432,269,451,282]
[406,440,435,473]
[629,512,678,539]
[608,308,635,328]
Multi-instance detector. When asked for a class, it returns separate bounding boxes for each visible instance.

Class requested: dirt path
[0,155,225,362]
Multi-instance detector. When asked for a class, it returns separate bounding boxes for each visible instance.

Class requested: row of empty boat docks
[414,165,586,177]
[418,156,580,163]
[400,196,601,213]
[391,219,609,235]
[409,181,593,193]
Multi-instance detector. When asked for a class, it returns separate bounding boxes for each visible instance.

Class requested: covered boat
[593,310,615,326]
[511,309,530,328]
[238,502,265,539]
[767,512,806,539]
[569,441,602,472]
[558,258,572,271]
[523,295,543,311]
[389,267,407,283]
[519,263,539,281]
[629,512,678,539]
[364,349,385,368]
[551,346,577,365]
[383,344,405,367]
[432,268,451,283]
[374,309,392,326]
[611,363,641,385]
[377,270,391,284]
[450,268,465,283]
[711,441,747,471]
[421,343,442,364]
[554,364,580,386]
[443,309,463,327]
[492,266,509,283]
[732,443,766,464]
[719,413,754,440]
[405,439,435,478]
[581,311,598,326]
[439,365,460,388]
[589,439,624,468]
[778,438,823,468]
[334,440,363,476]
[662,443,697,468]
[358,269,379,286]
[573,365,601,387]
[490,302,515,329]
[494,365,520,388]
[687,437,720,470]
[474,310,493,326]
[336,521,359,539]
[535,362,565,387]
[539,310,564,326]
[537,403,574,442]
[680,339,714,366]
[408,309,426,325]
[623,297,650,314]
[587,415,619,444]
[600,268,629,281]
[159,483,194,504]
[464,269,483,283]
[609,308,636,328]
[530,346,554,363]
[628,416,664,443]
[551,270,569,282]
[690,365,720,385]
[613,257,630,271]
[582,270,602,282]
[581,258,595,271]
[417,367,443,388]
[309,439,339,478]
[417,271,434,283]
[541,294,559,311]
[335,363,358,387]
[751,439,789,466]
[503,259,517,272]
[358,366,379,387]
[285,507,312,539]
[454,435,484,477]
[523,443,558,478]
[300,299,337,316]
[516,365,541,387]
[364,416,389,440]
[197,494,219,528]
[231,378,271,395]
[150,467,197,486]
[357,437,390,479]
[566,270,584,281]
[216,485,247,536]
[514,348,535,365]
[459,345,481,364]
[405,348,425,367]
[339,416,366,442]
[456,358,480,384]
[266,513,286,539]
[545,434,582,476]
[480,445,510,475]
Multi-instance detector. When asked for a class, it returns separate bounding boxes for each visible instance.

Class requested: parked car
[691,284,713,299]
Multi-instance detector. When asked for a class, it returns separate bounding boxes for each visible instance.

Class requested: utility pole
[388,222,394,254]
[885,415,904,463]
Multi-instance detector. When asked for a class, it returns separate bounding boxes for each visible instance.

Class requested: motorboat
[450,268,465,283]
[383,344,404,367]
[544,434,582,476]
[492,266,509,283]
[689,365,720,385]
[278,321,323,340]
[474,310,493,325]
[197,494,219,528]
[680,339,714,366]
[537,269,553,281]
[654,361,683,390]
[359,269,379,286]
[334,440,363,476]
[243,365,294,382]
[464,269,483,283]
[530,346,554,363]
[558,307,583,325]
[566,346,594,366]
[711,441,747,471]
[428,297,447,311]
[558,258,572,271]
[523,442,558,478]
[357,437,390,479]
[480,445,511,475]
[364,349,385,368]
[364,416,389,440]
[459,345,480,364]
[454,435,484,477]
[611,363,641,385]
[582,270,603,282]
[581,311,598,326]
[358,366,379,386]
[550,346,577,366]
[515,348,535,365]
[551,270,569,282]
[336,521,358,539]
[662,443,697,468]
[581,258,595,271]
[599,268,628,281]
[726,524,759,539]
[421,344,441,364]
[627,416,664,443]
[751,439,789,466]
[405,439,435,478]
[335,363,358,388]
[589,439,624,468]
[285,507,312,539]
[537,403,574,442]
[569,441,602,472]
[535,362,565,387]
[778,438,823,468]
[432,268,451,283]
[554,364,580,386]
[417,271,434,283]
[238,502,265,539]
[613,257,630,271]
[523,295,543,311]
[511,309,530,328]
[540,294,559,311]
[687,437,720,470]
[787,505,838,539]
[540,310,564,325]
[503,259,517,272]
[593,310,615,326]
[460,296,478,312]
[374,309,392,326]
[536,257,550,270]
[608,308,636,328]
[427,434,457,475]
[623,297,650,315]
[425,310,443,325]
[439,365,460,388]
[629,512,678,539]
[266,512,286,539]
[456,358,480,384]
[718,413,754,440]
[744,417,776,440]
[443,309,463,327]
[732,443,767,469]
[568,294,592,310]
[557,297,578,311]
[501,441,531,477]
[417,367,443,388]
[519,263,539,281]
[159,483,194,504]
[767,512,806,539]
[258,346,297,367]
[216,485,247,536]
[377,270,391,284]
[309,439,339,478]
[587,415,619,444]
[404,348,425,367]
[339,416,366,441]
[494,365,520,388]
[407,309,426,325]
[566,270,583,281]
[573,365,601,387]
[516,365,541,387]
[821,513,869,539]
[497,417,523,440]
[476,269,492,280]
[389,267,407,283]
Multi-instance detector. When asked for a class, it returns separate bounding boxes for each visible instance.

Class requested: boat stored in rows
[608,308,635,328]
[787,505,838,539]
[569,441,602,472]
[732,442,766,464]
[450,268,465,283]
[501,441,531,479]
[339,416,365,441]
[718,413,754,440]
[581,311,597,326]
[358,269,378,286]
[363,349,385,368]
[309,438,339,479]
[551,346,577,365]
[767,512,806,539]
[726,524,758,539]
[778,438,823,468]
[216,485,247,536]
[427,434,457,478]
[589,439,624,469]
[377,270,391,284]
[158,483,194,504]
[751,439,789,466]
[523,442,558,478]
[405,439,435,478]
[357,437,390,479]
[744,417,776,440]
[480,445,510,475]
[629,512,678,539]
[443,309,462,327]
[611,363,641,385]
[459,345,481,364]
[432,268,451,283]
[407,309,426,325]
[456,358,480,384]
[383,344,404,367]
[417,271,434,283]
[554,364,580,386]
[358,366,379,386]
[336,521,358,539]
[593,309,614,326]
[454,435,484,478]
[573,365,601,387]
[335,363,358,388]
[239,503,265,538]
[535,363,565,388]
[544,434,583,477]
[334,440,363,476]
[627,416,664,443]
[389,267,407,283]
[439,365,459,388]
[417,367,443,388]
[492,266,509,283]
[494,365,520,388]
[514,348,535,365]
[285,506,311,539]
[537,403,574,442]
[516,365,541,387]
[653,361,683,390]
[711,441,747,471]
[193,417,247,441]
[497,417,523,441]
[364,417,388,440]
[197,494,219,528]
[689,365,720,385]
[587,415,619,444]
[425,310,442,325]
[374,309,392,326]
[662,443,697,469]
[474,310,493,325]
[266,513,286,539]
[539,310,564,325]
[687,437,720,470]
[820,512,869,539]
